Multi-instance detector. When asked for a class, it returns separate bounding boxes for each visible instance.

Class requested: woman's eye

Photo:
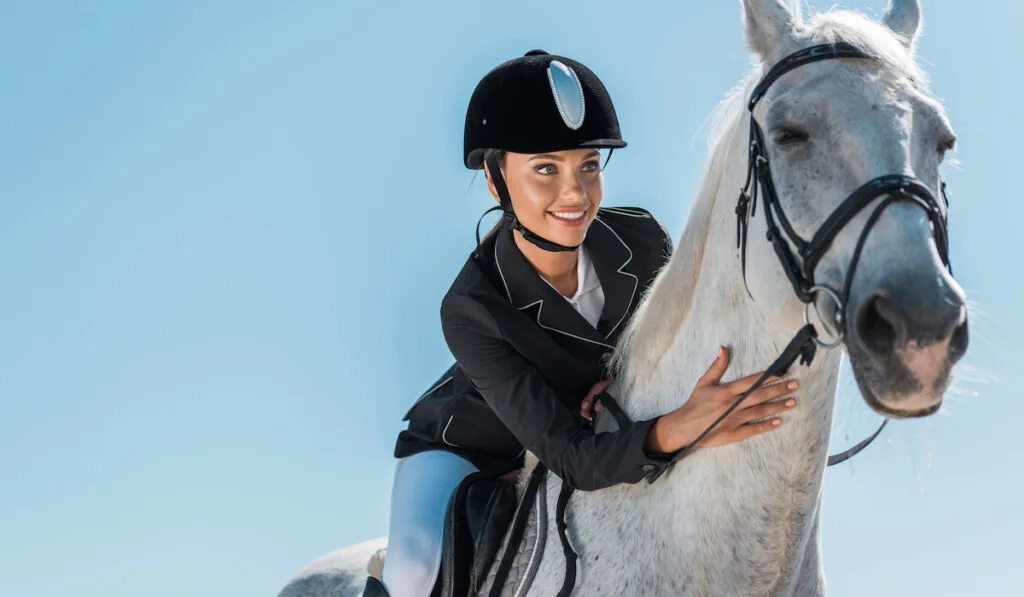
[536,164,557,175]
[774,127,809,146]
[581,161,601,173]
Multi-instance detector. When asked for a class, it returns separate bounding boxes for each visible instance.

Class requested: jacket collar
[493,214,641,350]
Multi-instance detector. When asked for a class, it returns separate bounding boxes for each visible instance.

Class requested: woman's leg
[380,450,478,597]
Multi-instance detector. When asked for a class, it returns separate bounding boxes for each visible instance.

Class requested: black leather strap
[749,43,870,110]
[593,391,632,429]
[801,175,946,281]
[474,205,506,257]
[827,419,888,466]
[486,464,547,597]
[554,481,577,597]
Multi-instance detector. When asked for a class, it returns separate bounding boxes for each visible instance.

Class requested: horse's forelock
[805,9,929,90]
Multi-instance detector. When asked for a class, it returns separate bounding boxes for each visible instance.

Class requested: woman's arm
[442,294,668,491]
[443,295,801,490]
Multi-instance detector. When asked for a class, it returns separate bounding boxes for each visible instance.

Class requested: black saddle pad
[438,471,518,597]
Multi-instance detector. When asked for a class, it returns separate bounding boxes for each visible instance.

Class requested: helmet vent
[546,60,586,131]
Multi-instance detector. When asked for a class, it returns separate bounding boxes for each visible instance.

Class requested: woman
[365,50,800,597]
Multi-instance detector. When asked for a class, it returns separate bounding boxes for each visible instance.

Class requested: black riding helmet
[465,50,627,252]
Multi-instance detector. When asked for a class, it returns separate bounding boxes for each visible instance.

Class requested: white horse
[279,0,968,595]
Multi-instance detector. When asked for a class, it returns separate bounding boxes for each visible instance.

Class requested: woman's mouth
[548,208,589,226]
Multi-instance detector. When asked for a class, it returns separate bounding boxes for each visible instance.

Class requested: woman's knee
[381,554,439,597]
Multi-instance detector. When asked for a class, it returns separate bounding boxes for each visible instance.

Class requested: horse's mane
[610,8,928,393]
[608,71,753,394]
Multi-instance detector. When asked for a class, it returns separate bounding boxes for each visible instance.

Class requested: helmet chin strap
[484,151,580,253]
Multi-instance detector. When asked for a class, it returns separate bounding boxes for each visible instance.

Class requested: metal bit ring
[803,284,845,349]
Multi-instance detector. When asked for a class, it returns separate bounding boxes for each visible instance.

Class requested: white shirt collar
[540,246,606,329]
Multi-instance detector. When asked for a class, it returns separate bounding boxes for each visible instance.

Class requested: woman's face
[487,148,604,248]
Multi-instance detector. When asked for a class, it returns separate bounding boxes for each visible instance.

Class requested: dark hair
[484,148,508,169]
[475,149,509,248]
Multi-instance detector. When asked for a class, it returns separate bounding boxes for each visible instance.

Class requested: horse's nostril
[856,295,903,356]
[948,311,969,363]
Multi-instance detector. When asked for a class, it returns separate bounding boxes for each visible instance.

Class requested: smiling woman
[351,49,801,597]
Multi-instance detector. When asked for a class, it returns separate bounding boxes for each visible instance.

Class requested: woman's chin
[540,228,587,248]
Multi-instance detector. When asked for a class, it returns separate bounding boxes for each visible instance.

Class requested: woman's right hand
[644,346,799,455]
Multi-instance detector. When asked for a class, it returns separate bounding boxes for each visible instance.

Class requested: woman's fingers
[722,370,785,395]
[741,379,799,406]
[580,396,594,420]
[696,346,730,387]
[718,417,783,444]
[586,378,613,399]
[581,378,613,421]
[733,398,796,425]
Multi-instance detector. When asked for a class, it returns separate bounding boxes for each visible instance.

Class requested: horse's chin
[846,343,952,419]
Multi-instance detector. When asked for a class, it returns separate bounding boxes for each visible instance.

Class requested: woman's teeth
[550,210,586,221]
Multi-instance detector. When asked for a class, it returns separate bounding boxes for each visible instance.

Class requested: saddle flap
[466,478,517,592]
[441,472,518,597]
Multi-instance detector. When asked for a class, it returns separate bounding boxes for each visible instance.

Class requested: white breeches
[380,450,478,597]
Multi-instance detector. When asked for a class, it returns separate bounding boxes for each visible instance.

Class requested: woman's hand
[644,346,799,454]
[580,379,611,421]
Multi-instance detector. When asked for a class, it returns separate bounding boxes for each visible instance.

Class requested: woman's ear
[484,162,501,204]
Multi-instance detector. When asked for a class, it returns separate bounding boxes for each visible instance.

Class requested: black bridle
[531,43,956,597]
[647,42,953,482]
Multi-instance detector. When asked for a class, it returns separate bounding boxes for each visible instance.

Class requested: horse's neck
[605,168,843,592]
[635,211,842,442]
[626,122,842,439]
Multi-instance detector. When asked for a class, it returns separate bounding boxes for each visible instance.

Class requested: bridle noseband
[648,42,954,482]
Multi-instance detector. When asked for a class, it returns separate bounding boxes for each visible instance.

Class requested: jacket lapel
[587,215,641,344]
[493,225,615,351]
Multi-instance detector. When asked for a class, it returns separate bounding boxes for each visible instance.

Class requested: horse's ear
[882,0,922,49]
[740,0,800,60]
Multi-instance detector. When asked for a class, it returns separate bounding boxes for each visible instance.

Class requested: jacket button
[641,464,656,472]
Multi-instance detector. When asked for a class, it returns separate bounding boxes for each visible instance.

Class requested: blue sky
[0,1,1019,596]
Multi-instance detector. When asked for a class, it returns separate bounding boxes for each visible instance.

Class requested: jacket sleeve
[441,294,672,491]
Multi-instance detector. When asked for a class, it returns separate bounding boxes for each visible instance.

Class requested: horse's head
[739,0,967,418]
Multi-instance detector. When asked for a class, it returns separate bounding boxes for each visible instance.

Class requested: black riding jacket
[394,207,675,490]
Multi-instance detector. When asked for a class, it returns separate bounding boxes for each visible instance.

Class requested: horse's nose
[853,279,968,362]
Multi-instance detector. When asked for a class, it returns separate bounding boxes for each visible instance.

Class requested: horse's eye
[938,137,957,163]
[774,127,809,146]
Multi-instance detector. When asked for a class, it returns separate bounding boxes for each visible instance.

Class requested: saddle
[436,459,559,597]
[434,401,621,597]
[437,470,519,597]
